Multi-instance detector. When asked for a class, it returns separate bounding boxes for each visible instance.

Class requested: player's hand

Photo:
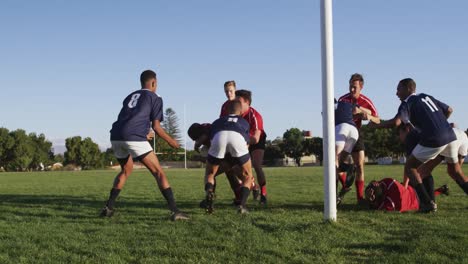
[146,131,155,140]
[170,139,180,149]
[361,112,369,120]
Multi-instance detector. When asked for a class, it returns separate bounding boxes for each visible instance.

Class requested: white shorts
[335,123,359,154]
[412,140,459,164]
[111,141,153,159]
[454,128,468,157]
[208,131,249,159]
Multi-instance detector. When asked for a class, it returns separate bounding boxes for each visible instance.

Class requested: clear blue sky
[1,0,467,151]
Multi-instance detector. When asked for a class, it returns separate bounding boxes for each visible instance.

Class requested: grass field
[0,165,467,263]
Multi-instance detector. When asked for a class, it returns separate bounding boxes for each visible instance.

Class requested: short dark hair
[224,80,236,89]
[349,73,364,84]
[140,70,157,87]
[188,123,204,141]
[398,78,416,93]
[235,89,252,105]
[227,100,242,114]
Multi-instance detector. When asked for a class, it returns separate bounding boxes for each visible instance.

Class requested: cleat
[252,188,260,201]
[99,206,114,217]
[199,199,208,208]
[205,192,215,214]
[260,194,267,205]
[237,205,249,214]
[440,185,450,196]
[419,201,437,213]
[170,211,190,221]
[336,187,351,205]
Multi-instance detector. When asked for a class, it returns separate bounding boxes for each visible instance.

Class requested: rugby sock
[422,175,435,201]
[240,187,250,207]
[205,182,215,193]
[106,188,121,210]
[161,187,178,212]
[458,182,468,195]
[415,183,432,204]
[234,186,241,202]
[355,180,364,201]
[261,185,267,196]
[434,188,443,196]
[338,172,346,187]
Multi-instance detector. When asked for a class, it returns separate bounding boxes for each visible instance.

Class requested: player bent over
[100,70,189,221]
[334,99,359,205]
[364,178,448,212]
[203,100,253,214]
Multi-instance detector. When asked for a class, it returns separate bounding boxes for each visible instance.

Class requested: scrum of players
[101,70,467,220]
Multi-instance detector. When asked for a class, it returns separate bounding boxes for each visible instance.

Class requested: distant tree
[0,127,15,169]
[29,133,53,170]
[304,137,323,165]
[53,154,65,164]
[361,124,404,159]
[154,108,184,161]
[281,128,304,166]
[264,139,284,166]
[162,108,182,145]
[6,129,34,171]
[102,148,118,167]
[64,136,82,165]
[64,136,102,169]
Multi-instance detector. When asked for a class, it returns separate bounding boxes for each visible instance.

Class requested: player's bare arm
[194,134,209,152]
[369,115,401,129]
[153,120,180,148]
[445,106,453,119]
[249,129,261,145]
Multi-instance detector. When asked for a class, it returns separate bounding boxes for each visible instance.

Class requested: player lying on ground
[188,122,244,205]
[100,70,189,221]
[203,100,253,214]
[399,123,468,197]
[364,178,448,212]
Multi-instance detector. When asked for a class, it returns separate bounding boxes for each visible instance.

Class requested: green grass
[0,165,467,263]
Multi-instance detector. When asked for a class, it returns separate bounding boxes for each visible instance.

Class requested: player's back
[110,89,163,141]
[403,93,455,147]
[335,101,355,127]
[210,115,250,143]
[379,178,419,212]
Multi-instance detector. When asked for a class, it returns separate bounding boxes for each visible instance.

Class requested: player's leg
[418,156,443,201]
[440,141,468,195]
[335,128,347,189]
[352,150,365,203]
[101,155,133,216]
[251,149,267,204]
[204,158,220,214]
[237,157,253,214]
[139,151,189,220]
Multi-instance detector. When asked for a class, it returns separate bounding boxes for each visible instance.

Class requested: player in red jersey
[365,178,448,212]
[220,80,237,117]
[236,89,268,204]
[338,73,380,204]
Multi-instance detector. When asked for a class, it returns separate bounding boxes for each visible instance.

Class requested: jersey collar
[404,93,416,102]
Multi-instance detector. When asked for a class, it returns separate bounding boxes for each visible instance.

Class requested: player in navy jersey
[379,78,465,212]
[338,73,380,204]
[100,70,189,221]
[203,100,253,214]
[334,99,359,205]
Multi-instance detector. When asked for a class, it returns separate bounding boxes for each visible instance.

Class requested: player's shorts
[412,140,459,163]
[335,123,359,154]
[352,131,365,152]
[249,132,266,152]
[208,131,250,165]
[111,141,153,160]
[453,128,468,157]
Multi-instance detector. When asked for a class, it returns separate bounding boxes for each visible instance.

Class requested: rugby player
[100,70,189,221]
[236,89,268,204]
[220,80,237,117]
[338,73,380,204]
[203,100,253,214]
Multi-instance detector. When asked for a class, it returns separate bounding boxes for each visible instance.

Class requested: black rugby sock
[458,182,468,195]
[205,182,214,193]
[415,183,432,204]
[106,188,121,210]
[161,187,178,212]
[423,176,435,201]
[240,187,250,207]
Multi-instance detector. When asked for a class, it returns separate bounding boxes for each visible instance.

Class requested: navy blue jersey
[335,101,356,127]
[397,93,455,147]
[110,89,163,141]
[210,115,250,143]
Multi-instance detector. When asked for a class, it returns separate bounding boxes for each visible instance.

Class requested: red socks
[261,185,267,196]
[338,172,346,188]
[356,180,364,201]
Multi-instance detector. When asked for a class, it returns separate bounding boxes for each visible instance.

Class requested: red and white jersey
[220,100,230,117]
[377,178,419,212]
[338,93,378,129]
[241,106,266,138]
